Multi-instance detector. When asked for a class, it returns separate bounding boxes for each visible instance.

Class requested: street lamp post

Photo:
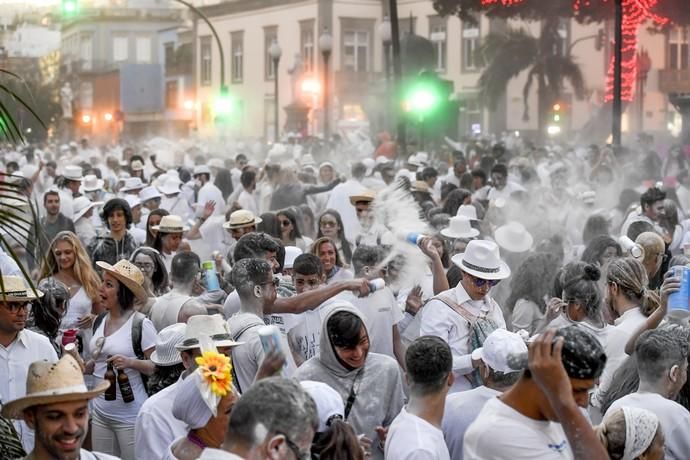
[269,40,282,142]
[612,0,623,147]
[379,16,392,132]
[319,29,333,143]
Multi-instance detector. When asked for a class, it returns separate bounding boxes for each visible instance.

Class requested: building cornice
[198,0,313,18]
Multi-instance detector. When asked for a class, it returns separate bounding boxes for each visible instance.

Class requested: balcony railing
[659,69,690,94]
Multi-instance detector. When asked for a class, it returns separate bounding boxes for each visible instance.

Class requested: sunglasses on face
[279,219,291,227]
[470,276,500,288]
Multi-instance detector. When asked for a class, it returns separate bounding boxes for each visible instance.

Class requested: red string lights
[479,0,668,102]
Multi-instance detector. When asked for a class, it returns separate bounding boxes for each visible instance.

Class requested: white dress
[60,286,95,357]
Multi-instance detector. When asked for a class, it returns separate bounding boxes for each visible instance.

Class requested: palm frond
[476,28,539,110]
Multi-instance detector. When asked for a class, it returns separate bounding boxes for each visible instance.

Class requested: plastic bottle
[668,266,690,318]
[396,231,428,245]
[618,235,644,259]
[104,357,117,401]
[202,260,221,291]
[117,368,135,403]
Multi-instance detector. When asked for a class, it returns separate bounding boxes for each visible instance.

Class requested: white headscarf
[621,406,659,460]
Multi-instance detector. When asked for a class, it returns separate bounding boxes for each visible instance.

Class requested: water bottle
[202,260,220,291]
[668,266,690,318]
[397,231,428,245]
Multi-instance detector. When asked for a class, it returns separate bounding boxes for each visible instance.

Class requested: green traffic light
[213,89,237,122]
[403,77,444,118]
[62,0,78,16]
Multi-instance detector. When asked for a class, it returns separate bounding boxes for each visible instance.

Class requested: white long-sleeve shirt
[419,283,506,393]
[134,378,187,460]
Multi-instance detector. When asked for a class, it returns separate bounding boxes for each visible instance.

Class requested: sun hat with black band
[450,239,511,280]
[2,354,110,420]
[175,314,243,351]
[0,275,43,301]
[95,259,148,302]
[151,215,190,233]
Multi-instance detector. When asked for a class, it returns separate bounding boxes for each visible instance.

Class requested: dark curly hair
[581,235,622,266]
[100,198,133,230]
[506,252,561,314]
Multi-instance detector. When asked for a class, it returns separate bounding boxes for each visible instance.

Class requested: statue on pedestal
[60,82,73,120]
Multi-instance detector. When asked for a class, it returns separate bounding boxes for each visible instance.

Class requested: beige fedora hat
[223,209,263,230]
[349,190,376,206]
[151,215,190,233]
[95,259,147,302]
[0,275,43,302]
[176,314,243,351]
[1,354,110,420]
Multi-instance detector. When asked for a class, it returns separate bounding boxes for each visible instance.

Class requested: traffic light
[61,0,78,17]
[402,71,453,121]
[552,103,562,123]
[213,87,237,123]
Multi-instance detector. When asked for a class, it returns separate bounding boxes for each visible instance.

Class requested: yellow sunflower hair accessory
[192,334,234,417]
[195,350,233,397]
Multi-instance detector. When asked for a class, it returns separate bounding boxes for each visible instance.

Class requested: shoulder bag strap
[343,368,364,421]
[433,294,478,325]
[230,320,265,394]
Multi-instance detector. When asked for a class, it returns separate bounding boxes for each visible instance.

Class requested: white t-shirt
[197,182,225,217]
[288,298,341,363]
[134,378,187,460]
[606,392,690,460]
[341,287,404,359]
[443,386,501,460]
[89,313,157,424]
[463,397,573,460]
[385,407,450,460]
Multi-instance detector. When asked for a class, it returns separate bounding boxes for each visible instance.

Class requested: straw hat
[440,216,479,240]
[451,240,511,280]
[151,215,190,233]
[1,354,110,420]
[151,323,186,366]
[456,204,478,221]
[349,190,376,206]
[80,174,104,193]
[95,260,147,301]
[0,275,43,301]
[223,209,263,230]
[62,165,83,182]
[411,180,431,194]
[494,221,533,253]
[120,177,145,192]
[72,196,103,222]
[138,186,162,204]
[176,314,243,351]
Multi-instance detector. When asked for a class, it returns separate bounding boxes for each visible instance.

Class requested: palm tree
[475,18,586,139]
[0,69,47,296]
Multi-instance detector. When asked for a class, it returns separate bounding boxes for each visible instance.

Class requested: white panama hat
[451,239,511,280]
[151,323,186,366]
[494,221,533,253]
[441,216,479,240]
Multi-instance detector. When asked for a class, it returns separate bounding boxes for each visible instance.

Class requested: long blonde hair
[39,231,101,301]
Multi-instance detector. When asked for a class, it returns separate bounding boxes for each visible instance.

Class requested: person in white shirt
[604,327,690,460]
[0,276,59,452]
[385,336,453,460]
[463,327,609,460]
[440,159,467,188]
[620,187,667,238]
[194,165,225,217]
[135,317,242,460]
[237,169,259,215]
[1,354,117,460]
[420,240,510,393]
[487,163,526,205]
[595,257,657,406]
[443,329,527,460]
[58,165,83,219]
[342,245,406,369]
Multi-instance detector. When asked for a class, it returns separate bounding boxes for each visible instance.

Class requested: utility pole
[612,0,623,147]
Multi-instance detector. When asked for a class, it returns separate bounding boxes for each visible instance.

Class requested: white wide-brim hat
[441,216,480,240]
[451,239,511,280]
[456,204,478,221]
[159,177,183,195]
[494,221,533,253]
[72,196,103,222]
[139,186,162,203]
[80,174,104,193]
[62,165,83,182]
[120,177,146,192]
[151,323,186,366]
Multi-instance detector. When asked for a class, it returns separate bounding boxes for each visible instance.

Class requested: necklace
[187,432,207,449]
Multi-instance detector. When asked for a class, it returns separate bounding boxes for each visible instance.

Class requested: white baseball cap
[471,329,527,374]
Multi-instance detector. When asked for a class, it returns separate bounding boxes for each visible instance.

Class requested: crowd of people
[0,134,689,460]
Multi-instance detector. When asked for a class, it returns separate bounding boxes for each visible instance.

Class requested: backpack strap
[433,294,479,325]
[92,312,107,334]
[230,320,265,394]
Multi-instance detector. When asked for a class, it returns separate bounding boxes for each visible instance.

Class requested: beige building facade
[194,0,686,143]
